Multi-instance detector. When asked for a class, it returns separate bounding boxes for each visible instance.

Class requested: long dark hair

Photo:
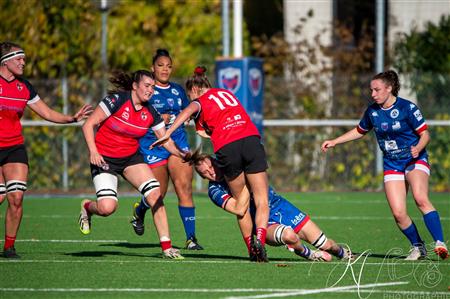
[108,70,154,94]
[372,70,401,96]
[185,66,212,92]
[0,41,22,58]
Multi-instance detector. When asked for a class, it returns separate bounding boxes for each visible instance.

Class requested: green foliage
[392,15,450,117]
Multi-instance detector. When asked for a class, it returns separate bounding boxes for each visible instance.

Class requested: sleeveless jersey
[95,92,164,158]
[139,82,189,151]
[194,88,260,152]
[357,97,428,160]
[0,76,40,147]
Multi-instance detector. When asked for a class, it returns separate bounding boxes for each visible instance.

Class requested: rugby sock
[256,227,267,246]
[136,196,151,219]
[243,235,253,253]
[4,235,16,250]
[336,246,345,259]
[401,222,424,246]
[423,211,444,242]
[160,237,172,251]
[178,206,196,240]
[295,244,311,259]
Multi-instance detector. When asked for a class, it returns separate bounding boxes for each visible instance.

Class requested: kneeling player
[192,152,353,262]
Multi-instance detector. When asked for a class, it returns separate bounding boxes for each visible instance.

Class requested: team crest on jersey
[153,90,159,95]
[392,121,401,130]
[248,68,262,97]
[171,88,179,96]
[371,111,378,117]
[381,122,389,131]
[141,111,147,120]
[390,109,399,119]
[413,110,423,121]
[167,98,174,107]
[218,67,241,94]
[16,83,23,91]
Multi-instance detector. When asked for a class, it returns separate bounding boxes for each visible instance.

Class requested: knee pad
[6,180,27,193]
[273,225,290,245]
[0,184,5,195]
[312,232,328,250]
[138,179,160,198]
[93,173,118,201]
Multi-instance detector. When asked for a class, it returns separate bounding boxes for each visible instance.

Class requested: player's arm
[153,125,190,161]
[222,186,250,217]
[411,130,430,158]
[82,106,108,167]
[151,102,200,148]
[28,100,92,124]
[321,128,364,152]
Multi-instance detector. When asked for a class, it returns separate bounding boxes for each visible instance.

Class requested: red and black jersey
[194,88,260,152]
[0,76,40,147]
[95,91,164,158]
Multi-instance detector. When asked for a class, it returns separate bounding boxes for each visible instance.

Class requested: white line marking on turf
[0,282,408,295]
[12,239,128,243]
[224,281,409,299]
[337,289,449,296]
[8,215,450,221]
[1,259,447,267]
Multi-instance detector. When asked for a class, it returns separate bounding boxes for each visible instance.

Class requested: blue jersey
[357,97,428,160]
[139,82,190,155]
[208,181,309,232]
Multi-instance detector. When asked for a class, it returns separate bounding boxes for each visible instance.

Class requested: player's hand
[181,150,192,163]
[90,151,107,169]
[73,104,93,122]
[321,140,335,152]
[410,145,419,158]
[150,134,170,149]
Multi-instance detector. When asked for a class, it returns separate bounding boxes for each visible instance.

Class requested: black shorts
[90,151,145,178]
[215,135,268,180]
[0,144,28,166]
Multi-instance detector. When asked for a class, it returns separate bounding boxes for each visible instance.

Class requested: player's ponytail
[108,70,154,94]
[186,65,211,92]
[372,70,401,96]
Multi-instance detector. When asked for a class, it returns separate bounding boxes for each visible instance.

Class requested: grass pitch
[0,192,448,298]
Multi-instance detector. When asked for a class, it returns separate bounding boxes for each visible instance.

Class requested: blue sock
[401,222,424,247]
[178,206,196,240]
[296,244,311,259]
[336,246,344,259]
[136,196,150,219]
[423,211,444,242]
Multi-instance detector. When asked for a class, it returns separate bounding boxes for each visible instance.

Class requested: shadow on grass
[98,242,161,249]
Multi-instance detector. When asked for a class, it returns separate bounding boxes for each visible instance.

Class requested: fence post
[62,74,69,191]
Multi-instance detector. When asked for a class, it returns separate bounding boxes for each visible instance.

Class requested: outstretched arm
[321,127,364,152]
[153,126,191,161]
[151,102,200,148]
[28,100,92,124]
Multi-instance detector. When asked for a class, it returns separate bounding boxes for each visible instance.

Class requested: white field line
[6,215,449,221]
[13,239,128,243]
[225,281,409,299]
[336,289,449,296]
[0,282,408,296]
[0,258,448,267]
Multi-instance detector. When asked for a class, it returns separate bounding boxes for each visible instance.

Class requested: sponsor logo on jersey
[122,107,130,120]
[153,90,159,95]
[381,122,389,131]
[218,67,241,94]
[177,98,182,107]
[390,109,399,118]
[372,111,378,117]
[392,121,401,130]
[291,214,306,226]
[385,140,398,151]
[249,67,262,96]
[167,98,174,107]
[105,96,116,108]
[171,88,179,95]
[234,114,241,120]
[413,109,423,121]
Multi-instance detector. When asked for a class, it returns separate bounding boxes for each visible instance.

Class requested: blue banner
[215,57,264,134]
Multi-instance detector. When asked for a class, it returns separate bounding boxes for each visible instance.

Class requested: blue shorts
[250,197,310,233]
[383,151,430,182]
[140,131,190,168]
